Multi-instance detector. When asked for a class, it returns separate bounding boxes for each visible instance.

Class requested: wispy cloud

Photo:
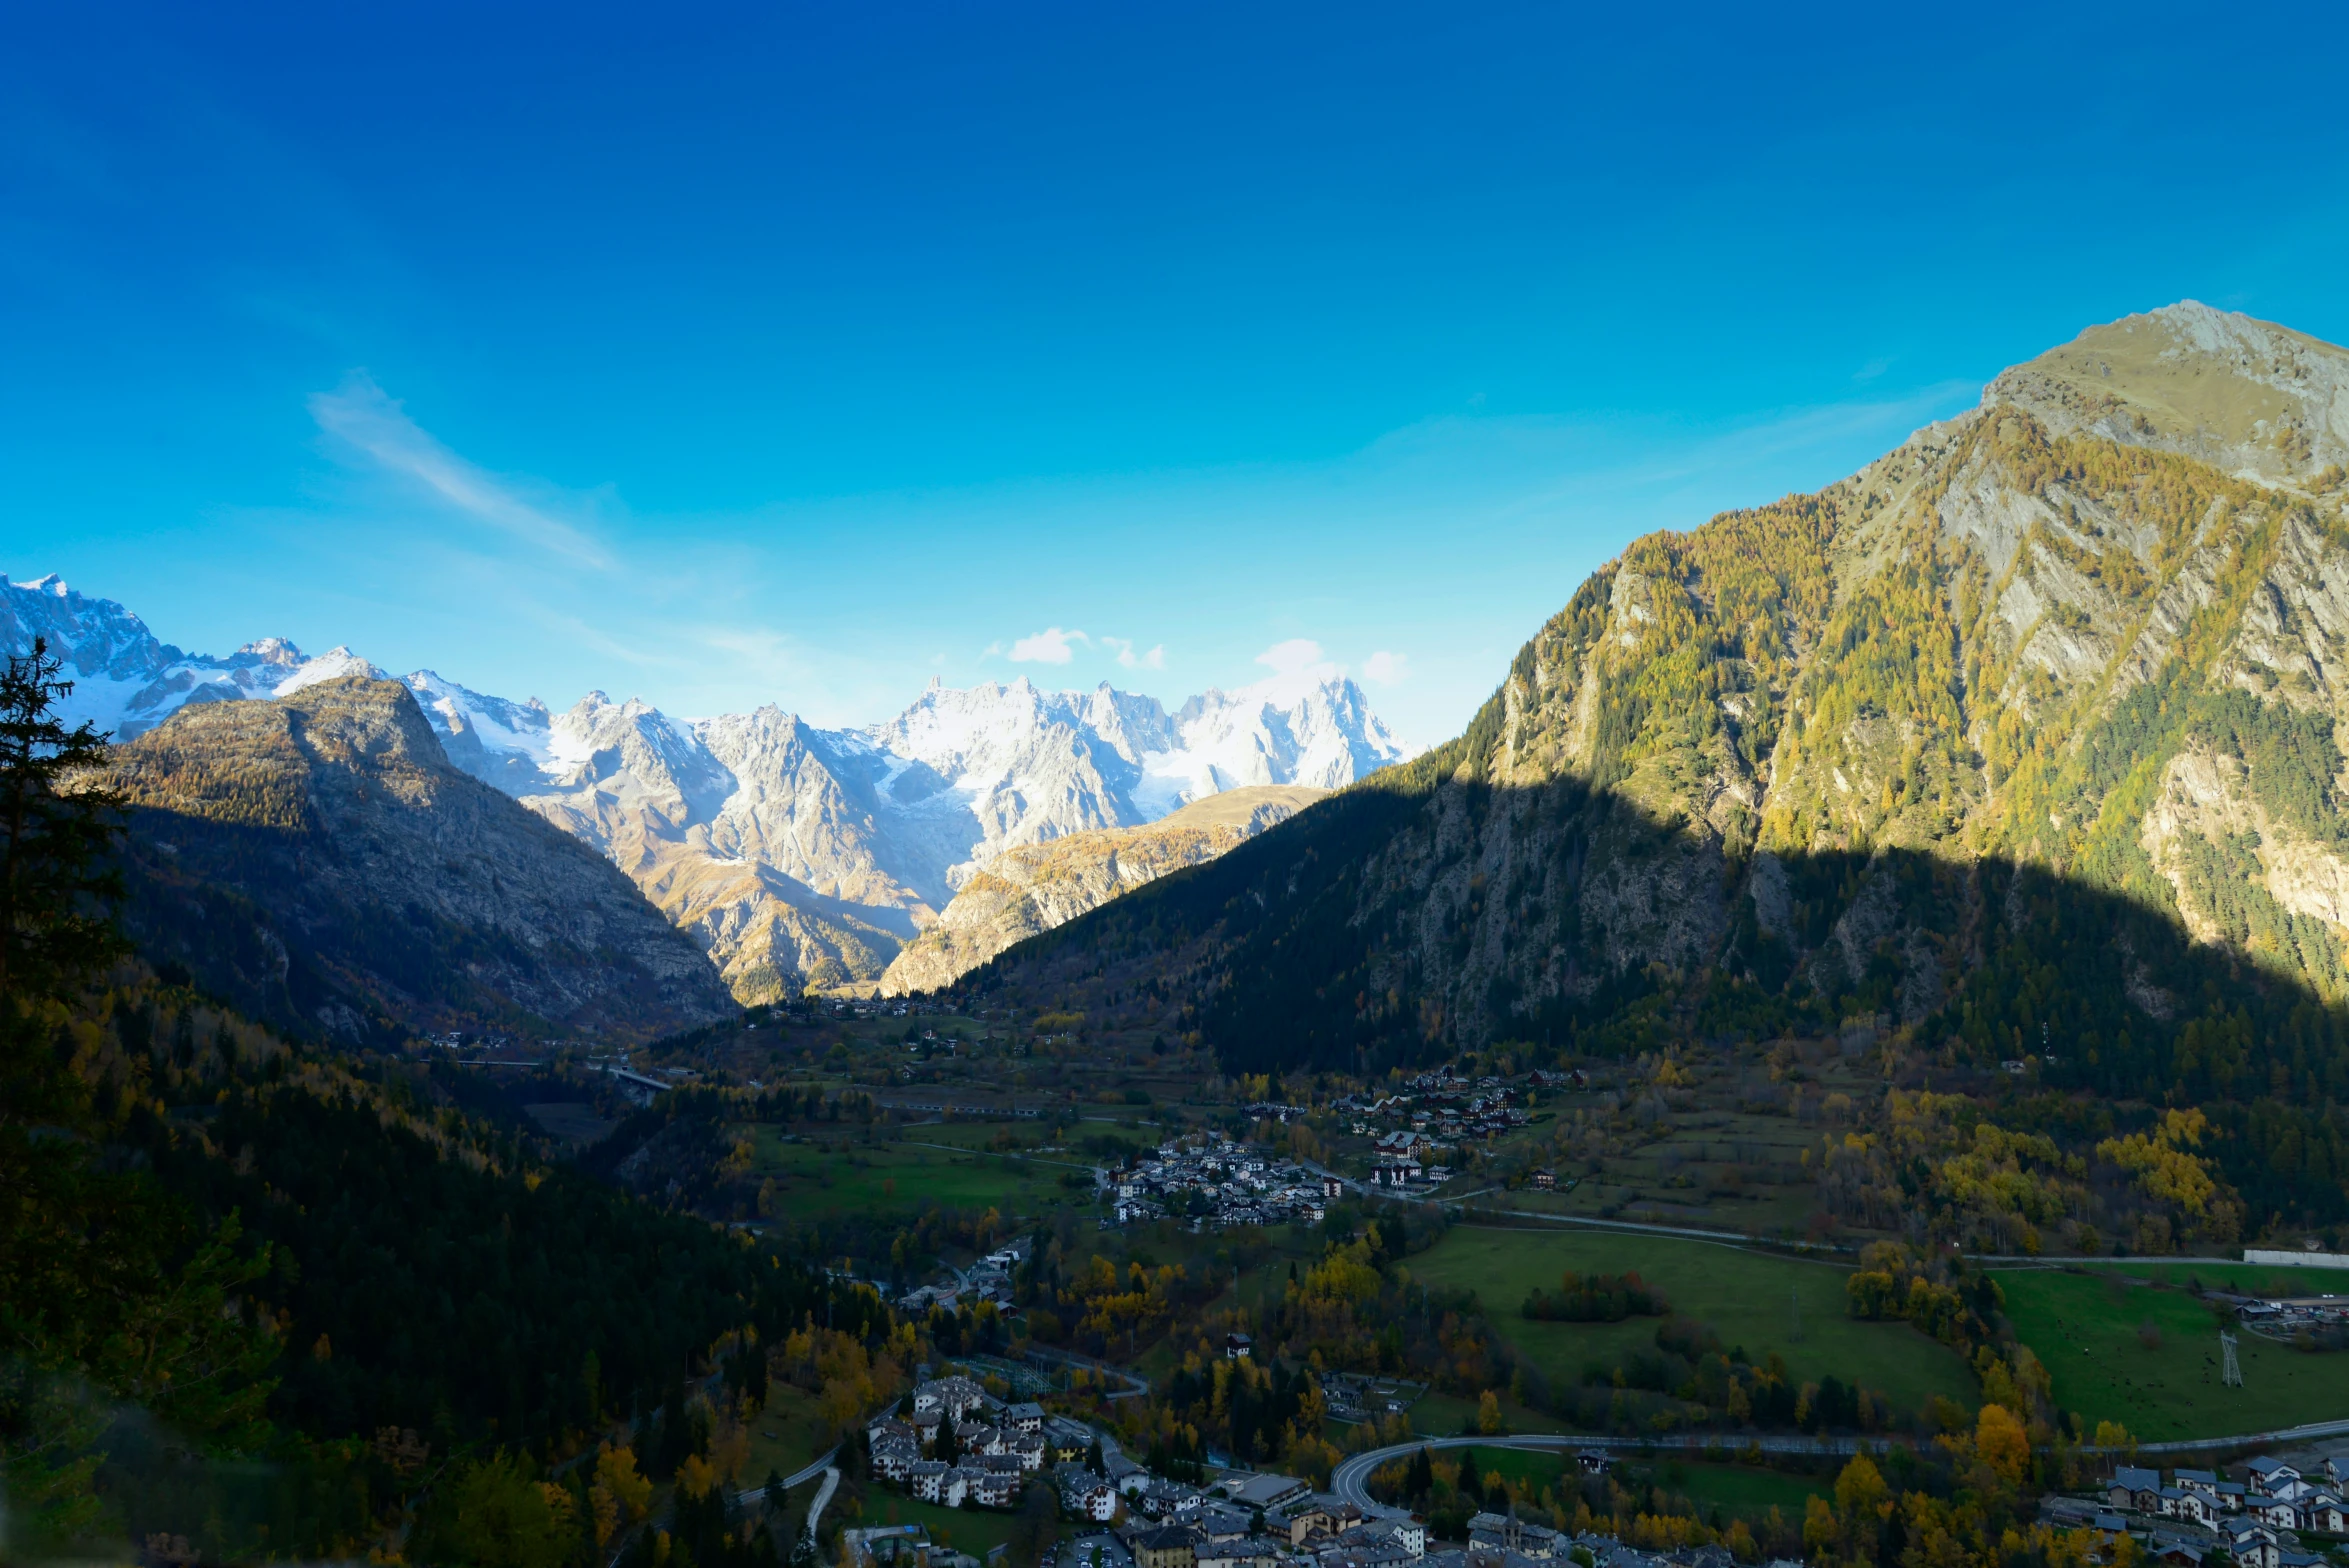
[1363,650,1409,685]
[309,372,612,569]
[1007,625,1087,664]
[1102,636,1165,670]
[1255,638,1326,676]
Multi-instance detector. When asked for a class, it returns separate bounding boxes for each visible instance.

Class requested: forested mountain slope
[104,676,735,1045]
[11,962,867,1563]
[4,645,861,1564]
[962,303,2349,1218]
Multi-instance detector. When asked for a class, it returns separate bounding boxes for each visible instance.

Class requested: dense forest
[0,642,870,1563]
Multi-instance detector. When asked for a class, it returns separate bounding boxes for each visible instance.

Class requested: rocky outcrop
[106,677,736,1045]
[878,785,1325,994]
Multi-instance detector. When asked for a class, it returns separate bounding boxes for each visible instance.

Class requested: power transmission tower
[2221,1330,2243,1388]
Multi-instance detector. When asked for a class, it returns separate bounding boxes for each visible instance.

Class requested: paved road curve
[750,1448,839,1498]
[798,1467,841,1542]
[1330,1417,2349,1520]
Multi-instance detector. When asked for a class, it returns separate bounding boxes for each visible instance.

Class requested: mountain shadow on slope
[104,676,737,1047]
[962,769,2349,1230]
[960,303,2349,1230]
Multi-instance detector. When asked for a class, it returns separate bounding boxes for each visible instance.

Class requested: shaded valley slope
[106,676,736,1045]
[956,303,2349,1228]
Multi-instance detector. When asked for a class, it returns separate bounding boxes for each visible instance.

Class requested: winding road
[1329,1416,2349,1519]
[797,1467,841,1542]
[734,1447,841,1507]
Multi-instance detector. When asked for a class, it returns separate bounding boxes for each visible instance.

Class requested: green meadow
[741,1126,1093,1219]
[1994,1267,2349,1442]
[1410,1226,1977,1415]
[850,1492,1041,1559]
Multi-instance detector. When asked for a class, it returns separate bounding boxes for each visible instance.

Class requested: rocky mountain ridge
[877,783,1326,995]
[7,575,1408,997]
[964,304,2349,1102]
[1,575,390,739]
[104,676,736,1044]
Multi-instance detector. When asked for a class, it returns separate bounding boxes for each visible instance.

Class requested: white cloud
[1007,625,1087,664]
[309,372,611,569]
[1102,637,1166,670]
[1254,638,1325,676]
[1364,650,1410,685]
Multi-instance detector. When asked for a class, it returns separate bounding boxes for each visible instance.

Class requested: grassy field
[1411,1226,1976,1416]
[741,1127,1091,1220]
[2044,1259,2349,1296]
[848,1491,1051,1558]
[1626,1459,1828,1520]
[1451,1448,1826,1523]
[1995,1268,2349,1441]
[1470,1108,1828,1236]
[744,1385,838,1483]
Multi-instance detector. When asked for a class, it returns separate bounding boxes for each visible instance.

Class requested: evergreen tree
[0,637,124,1011]
[0,643,276,1553]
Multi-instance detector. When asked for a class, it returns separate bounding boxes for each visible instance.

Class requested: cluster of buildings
[1362,1132,1450,1189]
[1337,1073,1536,1180]
[866,1376,1061,1510]
[2229,1294,2349,1335]
[2045,1455,2349,1567]
[1317,1372,1416,1424]
[852,1398,1798,1568]
[834,997,966,1021]
[422,1029,522,1052]
[1090,1476,1421,1568]
[1109,1486,1759,1568]
[1101,1133,1336,1229]
[895,1241,1031,1316]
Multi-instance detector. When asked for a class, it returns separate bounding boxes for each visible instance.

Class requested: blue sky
[7,3,2348,744]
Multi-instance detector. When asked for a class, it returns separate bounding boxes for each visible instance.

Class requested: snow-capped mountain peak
[0,575,387,740]
[4,571,1412,997]
[235,636,307,666]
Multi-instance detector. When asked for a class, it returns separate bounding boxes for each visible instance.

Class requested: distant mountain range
[5,577,1410,998]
